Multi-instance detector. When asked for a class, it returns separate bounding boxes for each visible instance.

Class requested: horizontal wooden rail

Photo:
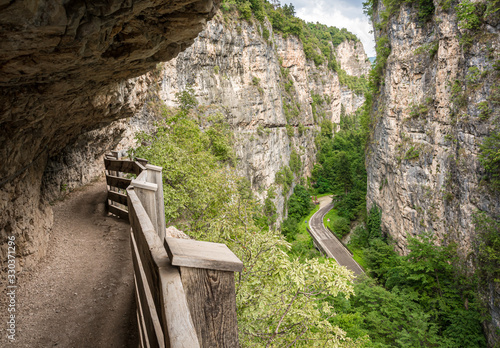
[105,174,132,190]
[104,153,242,347]
[104,158,143,175]
[104,152,148,220]
[108,205,129,221]
[107,190,128,206]
[128,188,200,348]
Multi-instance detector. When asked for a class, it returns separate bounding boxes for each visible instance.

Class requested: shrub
[331,217,350,238]
[479,131,500,190]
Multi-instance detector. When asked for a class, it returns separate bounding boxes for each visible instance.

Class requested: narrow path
[2,177,138,347]
[309,196,364,276]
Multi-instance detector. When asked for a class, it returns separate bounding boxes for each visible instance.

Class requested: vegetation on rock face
[133,88,355,347]
[479,130,500,191]
[222,0,368,95]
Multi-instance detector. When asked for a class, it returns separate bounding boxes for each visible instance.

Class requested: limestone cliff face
[335,39,371,77]
[148,12,366,217]
[0,0,220,281]
[366,0,500,343]
[0,0,369,284]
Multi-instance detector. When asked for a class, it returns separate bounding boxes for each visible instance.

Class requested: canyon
[1,0,499,345]
[0,1,368,288]
[366,0,500,343]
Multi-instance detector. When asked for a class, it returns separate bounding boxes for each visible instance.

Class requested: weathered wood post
[145,164,166,241]
[106,152,118,208]
[131,173,158,234]
[164,238,243,348]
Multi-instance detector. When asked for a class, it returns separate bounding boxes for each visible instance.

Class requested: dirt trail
[2,177,138,347]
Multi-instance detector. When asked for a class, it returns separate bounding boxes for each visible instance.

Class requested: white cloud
[292,0,376,57]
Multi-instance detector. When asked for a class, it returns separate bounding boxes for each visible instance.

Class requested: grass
[323,208,341,232]
[299,204,320,236]
[349,246,368,270]
[289,204,322,259]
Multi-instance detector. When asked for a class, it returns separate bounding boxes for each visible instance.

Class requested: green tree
[479,130,500,190]
[133,88,356,347]
[366,205,382,242]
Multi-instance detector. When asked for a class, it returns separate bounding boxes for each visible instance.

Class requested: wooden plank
[135,170,149,183]
[164,238,243,272]
[105,158,142,175]
[135,276,152,348]
[107,190,128,206]
[146,165,166,241]
[135,161,146,174]
[128,190,165,323]
[133,185,158,237]
[135,157,149,167]
[108,205,129,221]
[179,267,239,348]
[159,265,201,348]
[136,310,146,348]
[106,174,132,189]
[127,188,200,348]
[131,231,164,348]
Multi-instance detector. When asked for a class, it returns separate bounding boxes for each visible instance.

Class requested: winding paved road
[309,196,364,276]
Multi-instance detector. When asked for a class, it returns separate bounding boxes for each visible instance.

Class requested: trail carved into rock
[1,178,138,347]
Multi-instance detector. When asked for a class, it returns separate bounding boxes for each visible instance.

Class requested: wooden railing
[104,153,242,348]
[104,151,146,221]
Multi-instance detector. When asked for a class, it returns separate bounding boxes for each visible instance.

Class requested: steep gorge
[153,11,370,217]
[365,0,500,343]
[0,0,221,282]
[0,2,370,286]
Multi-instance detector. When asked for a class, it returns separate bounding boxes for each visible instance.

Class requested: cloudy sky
[290,0,376,57]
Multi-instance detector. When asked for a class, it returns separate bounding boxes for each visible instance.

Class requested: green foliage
[417,0,435,22]
[285,124,294,138]
[262,187,277,228]
[205,113,235,163]
[409,102,429,119]
[343,232,487,347]
[456,0,481,30]
[289,149,302,174]
[467,66,482,85]
[338,69,369,95]
[404,145,420,160]
[275,165,294,193]
[451,80,467,108]
[238,1,253,20]
[213,65,220,74]
[262,26,270,40]
[477,101,491,120]
[366,205,382,242]
[175,85,198,115]
[134,86,355,347]
[479,130,500,190]
[313,110,367,222]
[298,123,305,136]
[330,217,350,238]
[474,212,500,284]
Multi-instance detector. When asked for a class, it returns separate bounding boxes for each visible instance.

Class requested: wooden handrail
[104,154,242,348]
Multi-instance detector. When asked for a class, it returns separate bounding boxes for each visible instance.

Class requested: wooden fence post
[131,177,158,234]
[164,238,243,348]
[145,164,166,241]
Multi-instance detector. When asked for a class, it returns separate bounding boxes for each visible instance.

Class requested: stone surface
[150,12,366,219]
[0,2,368,293]
[366,0,500,344]
[0,0,220,281]
[335,39,371,77]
